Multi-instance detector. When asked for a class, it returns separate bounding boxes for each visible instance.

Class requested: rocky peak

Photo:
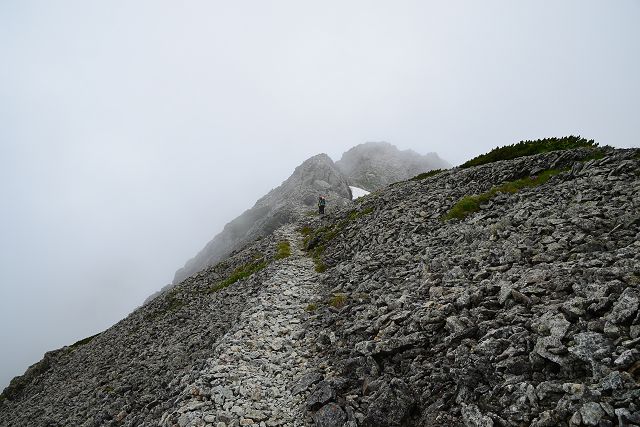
[336,141,450,190]
[276,153,351,206]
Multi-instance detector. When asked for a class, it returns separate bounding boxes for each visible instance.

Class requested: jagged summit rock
[335,141,450,190]
[173,153,352,284]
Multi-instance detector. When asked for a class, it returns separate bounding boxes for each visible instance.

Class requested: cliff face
[2,146,639,427]
[335,141,451,191]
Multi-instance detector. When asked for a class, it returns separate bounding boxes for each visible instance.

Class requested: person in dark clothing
[318,196,326,215]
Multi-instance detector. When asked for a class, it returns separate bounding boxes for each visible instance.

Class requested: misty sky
[1,1,638,389]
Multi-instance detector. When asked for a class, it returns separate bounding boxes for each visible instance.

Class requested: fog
[1,1,638,389]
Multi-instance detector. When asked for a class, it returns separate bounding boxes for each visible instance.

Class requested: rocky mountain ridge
[172,153,352,284]
[1,145,639,427]
[173,143,445,285]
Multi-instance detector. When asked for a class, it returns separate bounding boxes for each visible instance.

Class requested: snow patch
[349,186,370,200]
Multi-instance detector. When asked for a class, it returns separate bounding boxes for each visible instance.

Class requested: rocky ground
[306,147,640,426]
[1,146,639,427]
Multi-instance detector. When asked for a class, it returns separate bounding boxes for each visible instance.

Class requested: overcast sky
[1,1,638,389]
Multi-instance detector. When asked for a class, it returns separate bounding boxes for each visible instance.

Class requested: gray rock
[307,381,335,410]
[461,404,494,427]
[580,402,605,426]
[362,379,414,426]
[568,332,612,365]
[313,403,347,427]
[614,349,639,368]
[291,372,323,395]
[607,288,639,324]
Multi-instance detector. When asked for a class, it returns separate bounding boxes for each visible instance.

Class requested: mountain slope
[2,145,639,427]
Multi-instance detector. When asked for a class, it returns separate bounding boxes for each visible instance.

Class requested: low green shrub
[461,136,597,169]
[305,303,318,312]
[410,169,446,181]
[444,169,563,221]
[69,333,100,350]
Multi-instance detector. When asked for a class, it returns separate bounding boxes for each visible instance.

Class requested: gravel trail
[161,225,322,427]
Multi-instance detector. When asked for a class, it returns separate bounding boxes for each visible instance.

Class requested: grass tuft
[444,169,563,221]
[347,206,374,221]
[275,241,291,260]
[328,293,347,308]
[305,303,318,312]
[313,253,327,272]
[299,226,313,236]
[209,260,267,293]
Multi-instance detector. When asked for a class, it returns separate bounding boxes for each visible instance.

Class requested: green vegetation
[300,225,313,235]
[444,169,563,221]
[313,257,327,273]
[347,206,374,221]
[164,295,185,311]
[460,136,598,169]
[410,168,446,181]
[305,303,318,312]
[275,240,291,260]
[69,333,100,350]
[300,226,314,249]
[209,259,267,293]
[329,293,347,308]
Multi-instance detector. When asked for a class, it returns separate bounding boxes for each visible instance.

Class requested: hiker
[318,195,326,215]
